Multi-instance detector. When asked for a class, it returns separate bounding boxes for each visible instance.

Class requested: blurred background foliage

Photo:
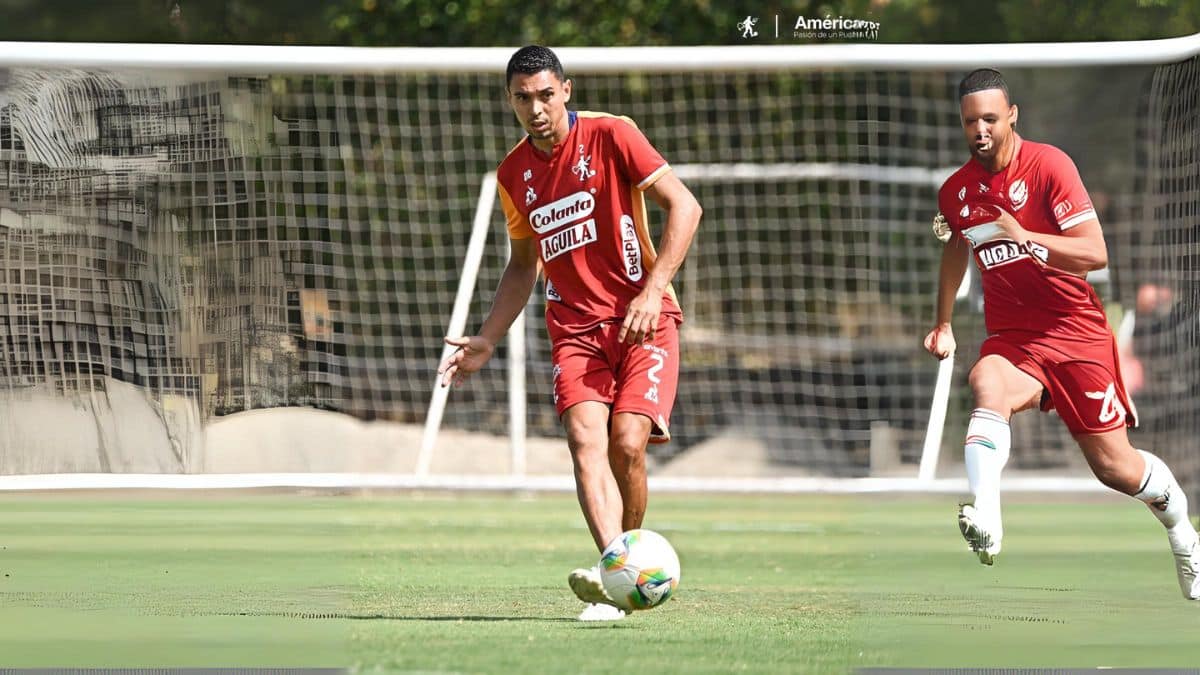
[0,0,1193,45]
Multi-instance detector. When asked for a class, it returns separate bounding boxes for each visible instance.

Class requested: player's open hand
[438,336,495,387]
[923,323,956,360]
[620,290,662,344]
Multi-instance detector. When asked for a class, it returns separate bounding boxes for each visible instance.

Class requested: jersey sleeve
[608,117,670,191]
[936,181,963,240]
[1041,147,1097,231]
[497,181,533,239]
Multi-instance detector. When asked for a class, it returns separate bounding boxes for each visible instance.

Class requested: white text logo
[794,14,880,40]
[541,219,597,262]
[620,215,643,281]
[529,191,595,234]
[976,241,1029,270]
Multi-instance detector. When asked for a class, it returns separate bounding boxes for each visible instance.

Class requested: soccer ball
[599,529,681,611]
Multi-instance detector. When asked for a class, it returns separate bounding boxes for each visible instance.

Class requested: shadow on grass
[210,611,579,622]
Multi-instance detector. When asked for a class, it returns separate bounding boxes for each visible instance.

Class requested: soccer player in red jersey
[438,46,702,619]
[925,68,1200,598]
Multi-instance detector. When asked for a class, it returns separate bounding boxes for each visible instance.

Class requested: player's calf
[1131,450,1200,599]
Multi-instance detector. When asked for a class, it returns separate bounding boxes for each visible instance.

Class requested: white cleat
[577,602,626,621]
[569,565,619,605]
[958,503,1002,566]
[1172,539,1200,600]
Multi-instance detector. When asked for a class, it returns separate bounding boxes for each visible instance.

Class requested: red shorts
[980,331,1138,435]
[550,316,680,443]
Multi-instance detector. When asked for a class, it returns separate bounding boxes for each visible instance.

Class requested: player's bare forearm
[1024,220,1107,275]
[936,235,970,326]
[477,238,539,346]
[643,172,703,294]
[440,238,538,387]
[618,172,700,344]
[995,210,1107,275]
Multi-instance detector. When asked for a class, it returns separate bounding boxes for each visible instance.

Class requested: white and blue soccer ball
[599,529,681,611]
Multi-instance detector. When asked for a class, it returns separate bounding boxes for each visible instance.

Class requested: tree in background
[323,0,1200,46]
[0,0,1193,45]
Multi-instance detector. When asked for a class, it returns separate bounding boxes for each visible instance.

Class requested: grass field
[0,491,1196,671]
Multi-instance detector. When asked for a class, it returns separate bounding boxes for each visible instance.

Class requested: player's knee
[608,429,647,467]
[968,363,1005,408]
[565,416,607,460]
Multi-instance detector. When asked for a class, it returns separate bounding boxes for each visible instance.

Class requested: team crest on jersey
[525,186,537,206]
[957,186,966,201]
[1008,179,1028,211]
[571,144,596,182]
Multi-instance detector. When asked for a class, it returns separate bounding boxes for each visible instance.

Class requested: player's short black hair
[506,45,565,88]
[958,68,1010,103]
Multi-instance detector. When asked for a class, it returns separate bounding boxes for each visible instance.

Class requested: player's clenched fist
[923,323,956,360]
[438,335,495,387]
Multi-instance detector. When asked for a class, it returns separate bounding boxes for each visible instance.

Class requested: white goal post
[0,35,1195,492]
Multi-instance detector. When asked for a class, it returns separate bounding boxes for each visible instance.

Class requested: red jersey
[496,111,682,341]
[938,135,1108,340]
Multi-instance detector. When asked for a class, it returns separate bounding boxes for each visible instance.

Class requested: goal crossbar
[0,35,1195,73]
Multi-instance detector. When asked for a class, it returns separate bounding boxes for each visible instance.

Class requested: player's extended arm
[924,234,970,359]
[996,210,1107,276]
[619,171,703,344]
[438,236,539,387]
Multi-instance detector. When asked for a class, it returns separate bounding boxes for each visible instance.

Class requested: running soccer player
[438,46,702,620]
[925,68,1200,599]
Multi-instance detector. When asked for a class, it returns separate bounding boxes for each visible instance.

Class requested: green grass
[0,492,1194,670]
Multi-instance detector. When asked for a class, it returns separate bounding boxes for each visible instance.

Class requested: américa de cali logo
[793,14,880,40]
[737,16,758,38]
[736,13,879,40]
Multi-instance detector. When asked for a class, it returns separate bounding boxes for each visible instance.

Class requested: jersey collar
[526,110,577,158]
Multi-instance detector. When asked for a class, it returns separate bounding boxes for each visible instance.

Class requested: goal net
[0,40,1195,491]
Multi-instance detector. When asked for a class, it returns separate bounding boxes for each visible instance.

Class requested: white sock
[964,408,1011,517]
[1133,449,1198,552]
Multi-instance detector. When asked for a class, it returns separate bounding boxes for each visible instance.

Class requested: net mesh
[0,59,1186,479]
[1126,55,1200,497]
